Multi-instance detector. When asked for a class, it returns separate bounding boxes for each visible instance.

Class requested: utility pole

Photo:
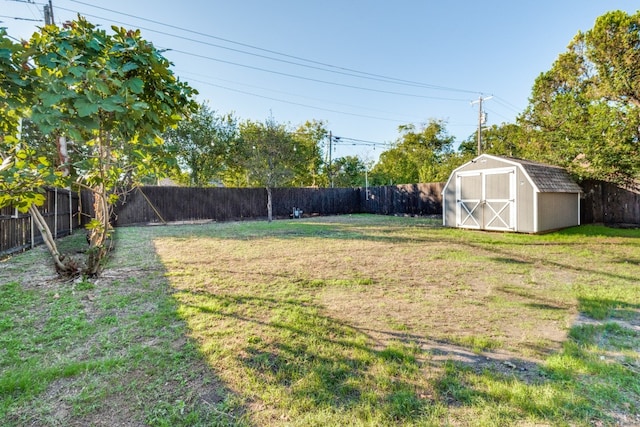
[44,0,54,25]
[471,95,492,155]
[328,131,332,188]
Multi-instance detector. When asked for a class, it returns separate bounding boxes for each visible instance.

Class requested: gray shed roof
[500,156,582,193]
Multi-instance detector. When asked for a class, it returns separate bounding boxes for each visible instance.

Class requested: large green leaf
[121,62,139,72]
[39,92,66,107]
[125,77,144,94]
[74,98,100,117]
[68,65,86,77]
[0,47,12,61]
[101,96,126,113]
[94,80,110,95]
[130,101,149,111]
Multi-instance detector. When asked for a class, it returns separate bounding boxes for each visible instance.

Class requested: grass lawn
[1,214,639,426]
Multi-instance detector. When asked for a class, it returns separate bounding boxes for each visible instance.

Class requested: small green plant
[74,278,96,291]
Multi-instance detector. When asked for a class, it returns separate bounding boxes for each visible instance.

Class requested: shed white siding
[443,154,581,233]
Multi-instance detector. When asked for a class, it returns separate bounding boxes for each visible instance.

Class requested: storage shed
[442,154,582,233]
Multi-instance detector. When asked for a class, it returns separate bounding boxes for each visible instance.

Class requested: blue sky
[1,1,637,163]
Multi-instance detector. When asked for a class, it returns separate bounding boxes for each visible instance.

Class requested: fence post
[54,188,58,239]
[69,188,73,234]
[30,213,34,249]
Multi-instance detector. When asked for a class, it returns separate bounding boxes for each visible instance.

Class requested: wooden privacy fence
[112,180,638,227]
[2,179,636,256]
[580,180,640,225]
[0,188,80,257]
[361,183,444,216]
[113,186,363,225]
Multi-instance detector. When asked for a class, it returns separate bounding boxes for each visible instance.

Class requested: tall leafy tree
[518,10,640,183]
[165,103,237,186]
[237,117,298,221]
[12,17,197,275]
[371,119,454,184]
[459,123,526,158]
[332,155,366,188]
[291,120,327,187]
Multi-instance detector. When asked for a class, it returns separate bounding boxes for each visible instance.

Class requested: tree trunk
[266,186,273,222]
[28,205,78,275]
[57,135,70,177]
[85,134,114,276]
[85,185,112,276]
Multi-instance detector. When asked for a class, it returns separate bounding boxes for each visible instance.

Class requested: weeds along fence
[0,188,80,257]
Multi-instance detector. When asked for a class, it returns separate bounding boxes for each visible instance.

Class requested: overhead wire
[3,1,464,143]
[333,136,391,149]
[1,0,44,22]
[51,4,475,102]
[3,0,44,4]
[492,96,523,114]
[50,2,526,133]
[176,69,427,122]
[6,1,524,145]
[167,48,471,102]
[185,76,413,124]
[0,14,42,21]
[68,0,481,95]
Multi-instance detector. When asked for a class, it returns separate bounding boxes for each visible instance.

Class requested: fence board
[581,180,640,225]
[0,188,80,257]
[362,183,444,216]
[114,186,364,226]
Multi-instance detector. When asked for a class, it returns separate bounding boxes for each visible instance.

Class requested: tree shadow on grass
[378,310,637,425]
[173,288,640,425]
[177,291,446,424]
[577,296,640,321]
[90,263,255,426]
[0,236,254,427]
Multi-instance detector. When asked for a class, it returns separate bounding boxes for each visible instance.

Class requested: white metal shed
[442,154,582,233]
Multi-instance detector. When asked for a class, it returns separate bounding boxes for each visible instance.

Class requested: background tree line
[163,10,640,189]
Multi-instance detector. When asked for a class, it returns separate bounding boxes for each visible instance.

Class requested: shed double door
[455,167,516,231]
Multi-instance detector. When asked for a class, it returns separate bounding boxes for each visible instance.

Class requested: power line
[186,76,413,124]
[4,1,509,146]
[5,1,524,119]
[66,0,481,95]
[2,3,479,134]
[168,48,470,102]
[176,69,427,122]
[483,107,512,122]
[3,0,43,4]
[0,14,42,21]
[333,136,391,148]
[52,4,473,100]
[32,3,515,131]
[492,95,522,114]
[53,7,460,93]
